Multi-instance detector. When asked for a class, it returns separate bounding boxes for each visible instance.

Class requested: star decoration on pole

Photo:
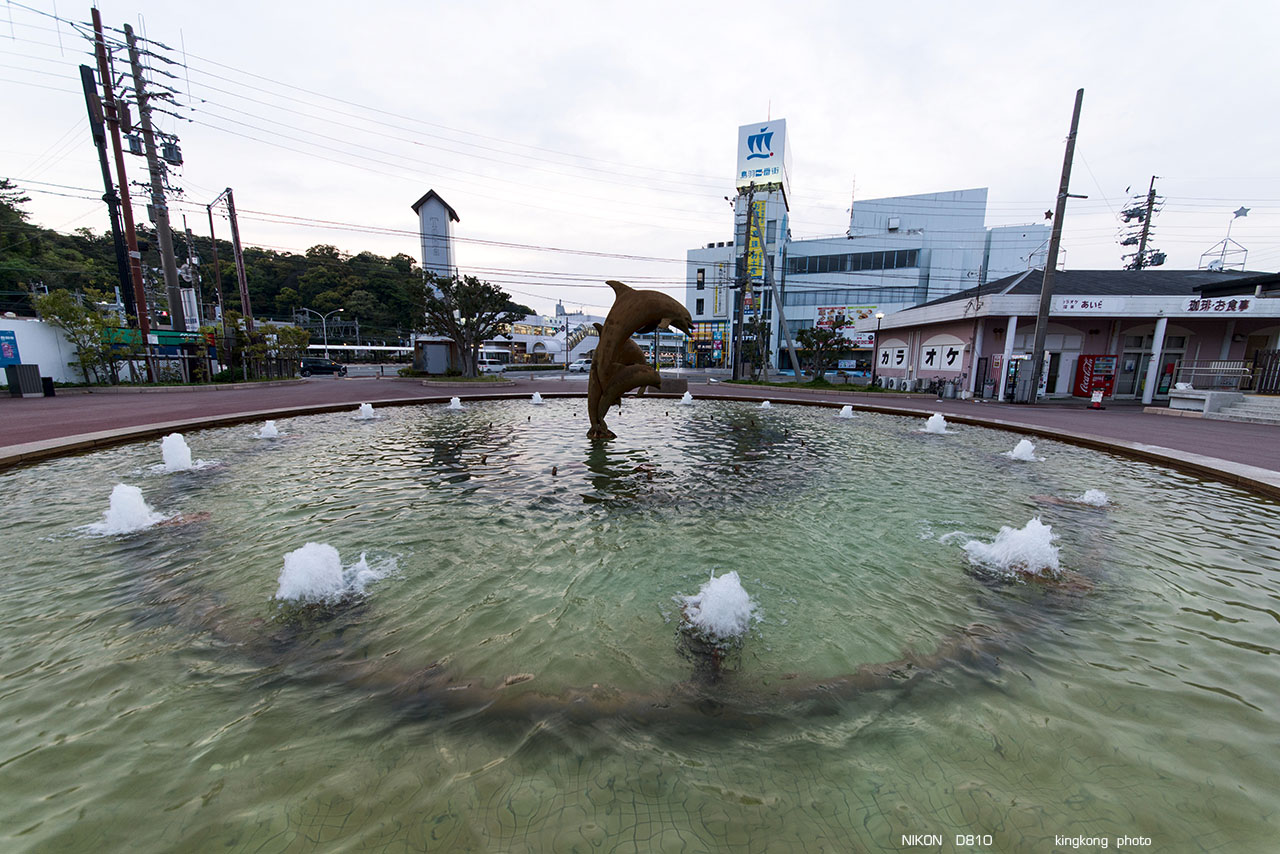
[1233,206,1250,218]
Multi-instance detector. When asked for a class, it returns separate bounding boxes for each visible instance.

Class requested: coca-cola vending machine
[1073,355,1117,398]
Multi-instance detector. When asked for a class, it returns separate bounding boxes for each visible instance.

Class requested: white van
[477,358,505,374]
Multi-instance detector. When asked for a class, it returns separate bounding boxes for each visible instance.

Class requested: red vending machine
[1073,355,1117,398]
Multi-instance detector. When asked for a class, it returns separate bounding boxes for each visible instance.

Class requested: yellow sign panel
[747,199,767,280]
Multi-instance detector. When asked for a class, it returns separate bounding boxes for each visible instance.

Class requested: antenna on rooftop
[1199,206,1250,272]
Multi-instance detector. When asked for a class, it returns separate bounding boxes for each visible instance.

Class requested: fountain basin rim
[2,391,1277,500]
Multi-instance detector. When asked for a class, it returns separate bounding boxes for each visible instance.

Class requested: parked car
[477,358,506,374]
[299,357,346,377]
[568,358,592,373]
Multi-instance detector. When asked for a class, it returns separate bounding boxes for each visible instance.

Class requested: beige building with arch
[852,269,1280,403]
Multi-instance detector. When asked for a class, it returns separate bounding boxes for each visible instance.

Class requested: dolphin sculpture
[587,279,693,439]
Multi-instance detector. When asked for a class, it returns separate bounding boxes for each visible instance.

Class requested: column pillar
[1141,315,1169,405]
[996,315,1018,401]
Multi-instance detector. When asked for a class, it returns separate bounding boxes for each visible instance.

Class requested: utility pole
[1022,88,1085,405]
[1133,176,1158,269]
[732,184,756,381]
[205,204,227,336]
[223,188,254,332]
[124,23,184,332]
[91,8,153,381]
[78,64,133,319]
[753,222,804,381]
[182,219,203,324]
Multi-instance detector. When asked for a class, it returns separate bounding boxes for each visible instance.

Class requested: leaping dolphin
[587,280,693,439]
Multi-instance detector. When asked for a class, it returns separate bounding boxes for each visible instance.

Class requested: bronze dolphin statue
[587,280,693,439]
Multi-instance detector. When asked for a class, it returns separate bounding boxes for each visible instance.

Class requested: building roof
[919,268,1280,308]
[410,189,460,221]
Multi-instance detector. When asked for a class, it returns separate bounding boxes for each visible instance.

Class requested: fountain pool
[1,398,1277,851]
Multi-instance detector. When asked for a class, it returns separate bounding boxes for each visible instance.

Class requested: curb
[2,389,1278,500]
[420,379,516,388]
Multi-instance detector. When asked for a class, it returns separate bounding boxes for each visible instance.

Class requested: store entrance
[1115,349,1183,399]
[1114,333,1186,399]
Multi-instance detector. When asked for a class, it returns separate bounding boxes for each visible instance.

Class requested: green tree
[312,288,346,314]
[745,315,771,381]
[344,288,382,325]
[275,286,300,316]
[418,273,522,378]
[796,316,849,382]
[274,324,311,368]
[1,179,41,303]
[31,287,124,384]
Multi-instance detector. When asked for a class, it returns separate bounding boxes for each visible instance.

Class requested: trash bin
[5,364,43,397]
[41,376,56,397]
[982,379,996,398]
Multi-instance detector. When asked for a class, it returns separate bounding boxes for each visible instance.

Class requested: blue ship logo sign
[746,127,774,161]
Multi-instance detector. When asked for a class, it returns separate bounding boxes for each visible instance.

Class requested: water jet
[1004,438,1040,461]
[160,433,193,470]
[85,483,167,535]
[922,413,950,433]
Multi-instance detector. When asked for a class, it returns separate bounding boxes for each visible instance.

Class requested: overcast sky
[4,0,1277,317]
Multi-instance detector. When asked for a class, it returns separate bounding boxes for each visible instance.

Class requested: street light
[870,311,885,388]
[298,307,343,359]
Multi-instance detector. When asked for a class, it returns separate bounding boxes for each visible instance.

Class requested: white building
[486,306,604,366]
[685,125,1049,371]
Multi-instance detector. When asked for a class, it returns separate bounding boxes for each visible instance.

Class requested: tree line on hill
[0,178,531,346]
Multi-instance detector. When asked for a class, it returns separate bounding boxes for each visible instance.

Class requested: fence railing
[1173,359,1252,391]
[1252,350,1280,394]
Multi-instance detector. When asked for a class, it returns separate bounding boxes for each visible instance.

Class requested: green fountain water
[1,398,1276,852]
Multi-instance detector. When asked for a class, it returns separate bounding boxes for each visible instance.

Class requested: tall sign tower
[731,120,791,377]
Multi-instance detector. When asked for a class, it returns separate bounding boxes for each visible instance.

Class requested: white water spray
[678,570,758,643]
[274,542,394,603]
[1004,439,1040,461]
[86,484,167,535]
[1074,489,1109,506]
[531,392,545,405]
[759,400,772,409]
[837,405,855,419]
[447,397,464,410]
[962,518,1061,580]
[257,420,280,438]
[161,433,194,471]
[354,403,377,420]
[922,413,949,434]
[679,391,694,405]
